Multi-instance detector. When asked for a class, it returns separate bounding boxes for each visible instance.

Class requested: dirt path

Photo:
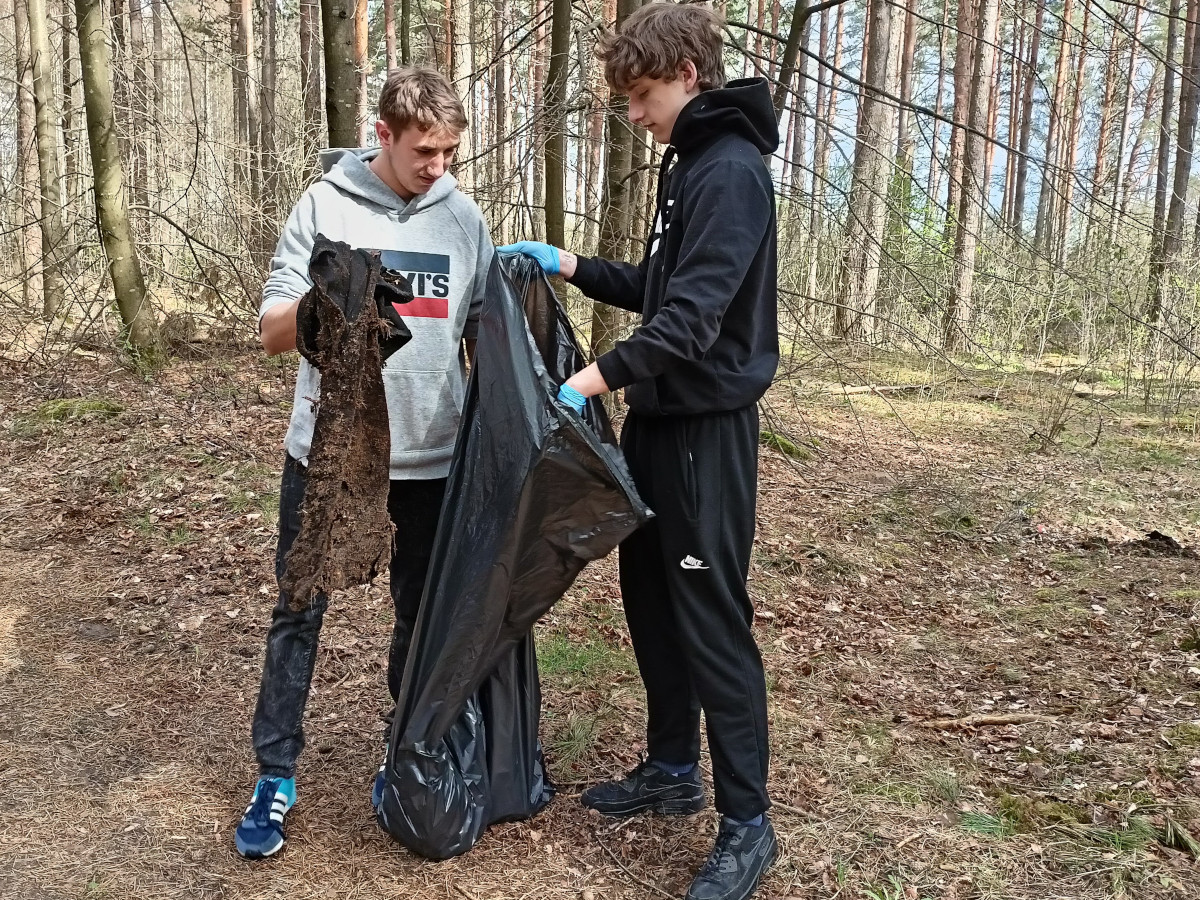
[1,352,1198,899]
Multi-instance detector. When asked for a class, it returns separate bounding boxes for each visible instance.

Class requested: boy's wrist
[558,250,578,280]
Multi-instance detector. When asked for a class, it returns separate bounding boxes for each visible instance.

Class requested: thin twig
[596,836,677,900]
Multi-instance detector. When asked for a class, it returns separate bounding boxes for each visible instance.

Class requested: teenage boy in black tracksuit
[499,4,779,899]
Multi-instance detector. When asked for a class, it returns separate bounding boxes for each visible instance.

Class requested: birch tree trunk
[76,0,157,350]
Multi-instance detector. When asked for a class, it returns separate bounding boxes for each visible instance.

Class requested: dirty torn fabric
[279,236,413,609]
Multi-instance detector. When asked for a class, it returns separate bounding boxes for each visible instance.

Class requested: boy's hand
[556,382,587,414]
[497,241,565,276]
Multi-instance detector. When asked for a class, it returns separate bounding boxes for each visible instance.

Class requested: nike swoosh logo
[680,555,710,570]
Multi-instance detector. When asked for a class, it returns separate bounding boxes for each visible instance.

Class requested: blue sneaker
[371,759,386,810]
[235,776,296,859]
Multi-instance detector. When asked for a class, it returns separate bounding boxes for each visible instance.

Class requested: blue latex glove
[557,383,587,414]
[496,241,561,276]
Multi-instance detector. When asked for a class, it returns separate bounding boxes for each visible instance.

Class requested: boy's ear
[375,119,392,147]
[679,59,699,91]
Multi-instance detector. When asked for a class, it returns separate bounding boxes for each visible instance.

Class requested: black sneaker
[580,760,706,817]
[684,816,778,900]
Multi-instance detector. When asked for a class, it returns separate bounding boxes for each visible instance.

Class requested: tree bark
[1034,0,1074,258]
[301,0,323,168]
[590,0,643,361]
[943,0,1000,350]
[26,0,69,318]
[355,0,369,145]
[1151,0,1181,251]
[1150,0,1200,322]
[1012,0,1046,239]
[1111,3,1144,235]
[401,0,411,64]
[384,0,397,69]
[833,0,902,342]
[942,0,977,246]
[261,0,279,256]
[1087,15,1121,245]
[15,0,43,315]
[75,0,157,350]
[62,0,79,251]
[322,0,359,148]
[543,0,571,247]
[1054,0,1091,267]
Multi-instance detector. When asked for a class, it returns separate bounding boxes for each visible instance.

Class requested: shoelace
[697,825,739,879]
[245,778,281,826]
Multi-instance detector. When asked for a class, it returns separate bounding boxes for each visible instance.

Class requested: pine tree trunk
[1111,4,1145,234]
[806,5,838,313]
[1087,17,1121,246]
[1012,0,1046,238]
[926,0,948,218]
[1055,0,1091,267]
[301,0,323,167]
[590,0,643,361]
[1151,0,1181,248]
[401,0,411,64]
[1034,0,1074,258]
[75,0,157,350]
[322,0,359,148]
[942,0,977,246]
[943,0,1000,350]
[543,0,570,247]
[1002,0,1024,228]
[384,0,397,69]
[355,0,369,145]
[833,0,902,342]
[261,0,279,257]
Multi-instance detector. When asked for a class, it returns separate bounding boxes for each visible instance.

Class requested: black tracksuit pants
[618,406,770,820]
[251,454,446,778]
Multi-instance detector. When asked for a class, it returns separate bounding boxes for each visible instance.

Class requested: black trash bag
[375,254,652,860]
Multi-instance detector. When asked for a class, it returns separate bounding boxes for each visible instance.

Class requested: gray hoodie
[261,148,494,479]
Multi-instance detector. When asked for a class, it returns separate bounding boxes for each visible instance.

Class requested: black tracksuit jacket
[570,77,780,416]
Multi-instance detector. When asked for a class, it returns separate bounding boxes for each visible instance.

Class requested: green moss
[760,430,812,459]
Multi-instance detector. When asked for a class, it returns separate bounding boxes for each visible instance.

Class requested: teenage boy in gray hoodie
[235,67,494,859]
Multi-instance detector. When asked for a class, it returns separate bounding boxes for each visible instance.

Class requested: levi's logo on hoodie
[379,249,451,319]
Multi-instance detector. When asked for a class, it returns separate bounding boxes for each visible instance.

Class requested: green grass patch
[925,770,962,804]
[852,780,923,805]
[35,398,124,423]
[997,793,1086,830]
[536,631,633,688]
[959,810,1016,838]
[544,709,601,771]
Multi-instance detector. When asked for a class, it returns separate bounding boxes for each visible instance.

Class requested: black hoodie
[570,77,779,416]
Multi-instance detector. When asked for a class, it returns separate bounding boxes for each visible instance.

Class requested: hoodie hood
[669,77,779,156]
[318,147,458,214]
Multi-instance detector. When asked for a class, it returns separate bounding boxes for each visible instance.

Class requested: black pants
[251,454,446,778]
[619,407,770,820]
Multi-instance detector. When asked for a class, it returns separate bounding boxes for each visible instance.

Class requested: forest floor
[1,345,1198,900]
